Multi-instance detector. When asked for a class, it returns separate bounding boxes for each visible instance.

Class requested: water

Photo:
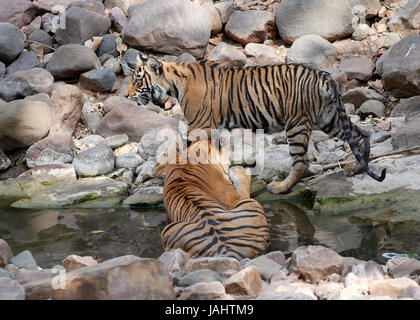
[0,200,419,268]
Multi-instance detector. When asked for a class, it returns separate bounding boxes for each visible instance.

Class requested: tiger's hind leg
[267,125,310,194]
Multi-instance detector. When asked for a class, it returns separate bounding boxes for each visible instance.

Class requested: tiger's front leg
[267,126,310,194]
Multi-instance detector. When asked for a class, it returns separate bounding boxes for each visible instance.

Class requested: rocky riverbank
[0,238,419,300]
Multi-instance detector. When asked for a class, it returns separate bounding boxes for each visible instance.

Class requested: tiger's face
[126,53,171,108]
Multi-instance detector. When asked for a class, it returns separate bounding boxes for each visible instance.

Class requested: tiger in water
[126,53,386,194]
[152,140,270,259]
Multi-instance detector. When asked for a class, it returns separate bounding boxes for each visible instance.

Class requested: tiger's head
[125,52,174,108]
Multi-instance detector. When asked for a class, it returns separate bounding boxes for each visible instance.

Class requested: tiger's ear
[145,57,163,76]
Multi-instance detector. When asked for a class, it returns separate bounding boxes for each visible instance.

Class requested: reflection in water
[0,200,419,268]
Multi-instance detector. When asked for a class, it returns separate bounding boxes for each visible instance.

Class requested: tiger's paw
[267,180,291,194]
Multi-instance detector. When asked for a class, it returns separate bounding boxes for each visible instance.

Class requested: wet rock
[390,96,420,118]
[95,103,178,142]
[178,269,222,287]
[245,256,287,281]
[386,256,420,280]
[358,100,386,118]
[338,56,374,81]
[225,10,276,45]
[288,246,344,283]
[207,42,246,68]
[158,249,190,278]
[369,278,419,298]
[0,100,51,151]
[179,281,225,300]
[63,255,98,272]
[73,142,115,177]
[186,257,240,278]
[342,86,387,109]
[391,117,420,150]
[224,266,262,296]
[115,153,144,169]
[6,51,42,76]
[285,35,336,69]
[79,69,116,92]
[108,7,127,33]
[16,164,77,182]
[46,44,101,80]
[10,250,38,271]
[0,68,54,102]
[28,29,54,55]
[24,255,175,300]
[123,0,212,59]
[376,34,420,98]
[214,1,234,24]
[0,0,38,29]
[388,0,420,33]
[275,0,354,44]
[55,1,111,45]
[26,148,73,168]
[0,149,11,172]
[0,278,25,300]
[0,239,13,268]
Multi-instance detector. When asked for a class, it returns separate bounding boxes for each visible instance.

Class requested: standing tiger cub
[126,53,386,194]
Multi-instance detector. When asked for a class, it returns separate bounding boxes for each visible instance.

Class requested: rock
[0,278,25,300]
[401,286,420,299]
[63,255,98,272]
[10,250,38,271]
[6,51,42,76]
[0,67,54,102]
[178,269,222,287]
[95,103,178,142]
[388,0,420,33]
[104,0,144,14]
[17,164,77,182]
[0,149,11,172]
[55,1,111,45]
[105,134,129,149]
[176,53,197,64]
[123,0,212,59]
[13,269,52,285]
[134,160,156,184]
[96,34,118,58]
[390,96,420,118]
[342,258,384,280]
[0,239,13,268]
[314,282,342,300]
[376,35,420,98]
[24,255,175,300]
[370,278,419,298]
[264,251,287,267]
[342,87,387,109]
[349,0,381,18]
[73,142,115,177]
[391,117,420,150]
[377,32,402,49]
[285,35,336,69]
[0,268,11,278]
[108,7,127,33]
[224,266,262,296]
[275,0,354,44]
[36,0,76,12]
[203,2,222,35]
[225,10,276,45]
[26,148,73,168]
[74,135,105,153]
[0,100,51,151]
[338,56,374,81]
[262,144,292,175]
[120,48,140,76]
[352,24,370,41]
[370,131,391,144]
[257,288,316,300]
[0,0,38,29]
[333,38,366,57]
[386,256,420,280]
[28,29,54,55]
[123,186,163,206]
[185,257,240,278]
[288,246,344,283]
[207,42,246,68]
[79,69,116,92]
[46,44,101,80]
[245,256,287,281]
[103,58,121,75]
[115,153,143,169]
[158,249,190,277]
[0,62,4,79]
[244,43,283,65]
[358,100,386,118]
[214,1,234,24]
[179,281,225,300]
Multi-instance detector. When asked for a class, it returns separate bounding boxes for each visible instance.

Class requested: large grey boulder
[275,0,354,44]
[46,44,101,79]
[376,35,420,98]
[390,96,420,118]
[388,0,420,33]
[0,0,38,28]
[122,0,212,59]
[0,23,25,64]
[6,51,42,76]
[391,117,420,150]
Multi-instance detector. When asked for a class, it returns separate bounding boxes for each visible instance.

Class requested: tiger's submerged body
[127,56,385,193]
[154,140,270,259]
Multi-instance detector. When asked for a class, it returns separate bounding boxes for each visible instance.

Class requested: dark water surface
[0,200,419,268]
